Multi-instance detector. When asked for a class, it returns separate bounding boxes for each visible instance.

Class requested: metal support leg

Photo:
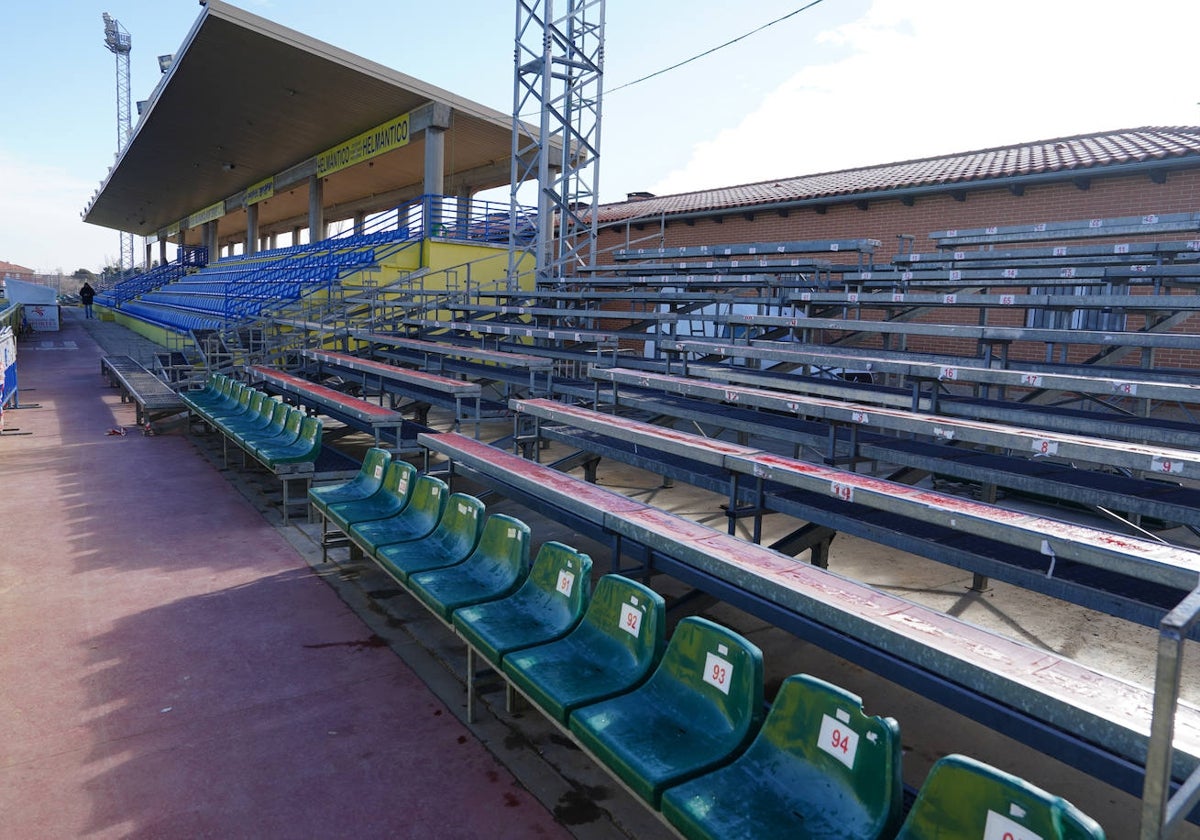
[466,646,477,725]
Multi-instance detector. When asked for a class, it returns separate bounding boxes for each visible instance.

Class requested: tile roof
[597,126,1200,223]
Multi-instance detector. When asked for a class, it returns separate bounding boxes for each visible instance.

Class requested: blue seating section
[306,450,1108,840]
[111,239,383,334]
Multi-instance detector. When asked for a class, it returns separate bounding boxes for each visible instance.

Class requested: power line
[607,0,828,95]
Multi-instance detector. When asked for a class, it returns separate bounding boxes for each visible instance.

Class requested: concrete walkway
[0,309,573,839]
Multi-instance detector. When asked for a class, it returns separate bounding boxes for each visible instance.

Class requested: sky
[2,0,1198,275]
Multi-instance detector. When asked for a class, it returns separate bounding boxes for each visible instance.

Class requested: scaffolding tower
[508,0,606,287]
[102,12,135,273]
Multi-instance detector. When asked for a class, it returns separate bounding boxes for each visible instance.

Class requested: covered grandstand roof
[597,126,1200,224]
[82,0,521,243]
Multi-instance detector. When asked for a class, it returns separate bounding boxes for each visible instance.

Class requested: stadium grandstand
[4,1,1200,837]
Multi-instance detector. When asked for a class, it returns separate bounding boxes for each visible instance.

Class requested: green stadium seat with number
[373,492,485,583]
[324,460,417,533]
[452,541,591,723]
[406,514,532,623]
[894,754,1105,840]
[308,447,392,514]
[347,473,448,554]
[502,574,665,725]
[568,615,764,808]
[660,673,902,839]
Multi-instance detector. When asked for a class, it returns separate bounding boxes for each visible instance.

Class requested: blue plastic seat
[568,615,764,808]
[451,541,591,723]
[308,447,392,515]
[894,754,1106,839]
[660,673,902,839]
[373,492,485,583]
[502,574,665,725]
[407,514,532,623]
[346,473,449,554]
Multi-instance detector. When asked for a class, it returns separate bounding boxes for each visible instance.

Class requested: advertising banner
[0,325,16,410]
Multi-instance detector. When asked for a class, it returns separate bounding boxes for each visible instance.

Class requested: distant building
[0,261,36,283]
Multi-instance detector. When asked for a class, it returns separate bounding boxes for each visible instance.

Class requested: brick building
[591,126,1200,367]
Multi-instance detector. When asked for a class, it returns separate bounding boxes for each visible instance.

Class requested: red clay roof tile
[597,126,1200,223]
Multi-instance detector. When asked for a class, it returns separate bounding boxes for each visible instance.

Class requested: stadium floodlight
[157,54,174,74]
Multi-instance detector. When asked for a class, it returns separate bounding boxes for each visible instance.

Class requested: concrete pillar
[308,175,325,244]
[292,226,303,247]
[424,127,446,233]
[246,203,259,256]
[144,240,153,270]
[353,210,366,236]
[159,238,168,266]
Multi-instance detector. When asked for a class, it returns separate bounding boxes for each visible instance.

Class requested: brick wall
[594,167,1200,369]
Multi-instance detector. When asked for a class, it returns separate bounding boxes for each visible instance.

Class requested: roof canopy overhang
[83,0,523,245]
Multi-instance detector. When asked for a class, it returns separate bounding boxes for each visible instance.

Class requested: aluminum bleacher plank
[417,430,1200,797]
[594,367,1200,478]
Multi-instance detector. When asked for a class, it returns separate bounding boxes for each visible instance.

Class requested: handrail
[1142,585,1200,838]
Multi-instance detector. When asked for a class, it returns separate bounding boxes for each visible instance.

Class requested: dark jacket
[80,283,95,304]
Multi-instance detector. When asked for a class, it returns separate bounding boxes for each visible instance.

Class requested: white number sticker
[618,602,642,637]
[984,809,1043,840]
[1033,439,1059,456]
[942,294,957,305]
[374,464,384,479]
[939,367,958,381]
[703,652,732,694]
[1020,374,1043,387]
[851,411,869,425]
[555,569,575,597]
[831,482,854,503]
[999,294,1016,305]
[817,713,860,769]
[1152,458,1183,475]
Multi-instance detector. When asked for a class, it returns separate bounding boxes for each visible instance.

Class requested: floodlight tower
[102,12,135,273]
[508,0,605,287]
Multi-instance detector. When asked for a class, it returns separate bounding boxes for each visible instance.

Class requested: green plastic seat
[203,384,254,424]
[216,391,274,437]
[249,399,294,443]
[324,460,417,533]
[660,673,902,839]
[182,374,230,412]
[407,514,532,622]
[502,574,665,725]
[212,391,269,442]
[308,447,392,515]
[244,408,300,455]
[452,540,592,723]
[186,375,233,412]
[254,415,321,467]
[894,754,1106,840]
[568,615,765,808]
[346,473,448,554]
[373,492,485,582]
[246,404,302,452]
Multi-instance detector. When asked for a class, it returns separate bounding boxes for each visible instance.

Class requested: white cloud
[651,0,1200,195]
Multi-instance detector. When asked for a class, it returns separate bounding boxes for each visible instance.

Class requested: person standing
[79,282,95,319]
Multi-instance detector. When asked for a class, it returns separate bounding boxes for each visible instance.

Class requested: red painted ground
[0,312,569,839]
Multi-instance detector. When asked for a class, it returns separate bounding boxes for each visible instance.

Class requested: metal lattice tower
[509,0,605,287]
[103,12,135,272]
